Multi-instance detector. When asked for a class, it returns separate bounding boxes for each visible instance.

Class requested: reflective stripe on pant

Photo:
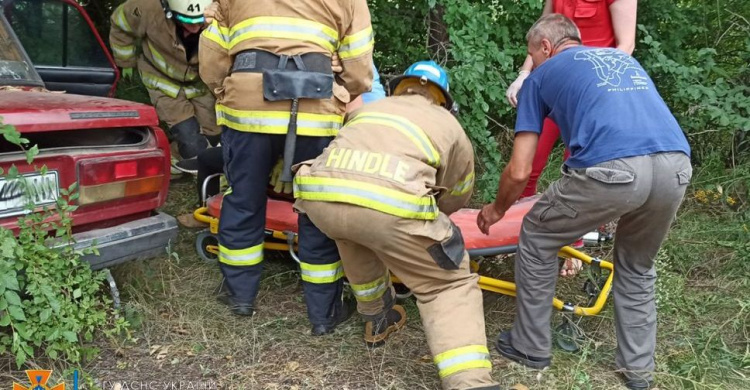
[145,85,221,158]
[219,128,343,326]
[300,201,496,390]
[512,153,691,383]
[336,243,394,321]
[298,213,344,327]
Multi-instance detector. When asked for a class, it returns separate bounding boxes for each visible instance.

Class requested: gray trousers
[511,152,691,382]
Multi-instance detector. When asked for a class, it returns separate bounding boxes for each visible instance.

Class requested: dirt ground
[0,178,746,390]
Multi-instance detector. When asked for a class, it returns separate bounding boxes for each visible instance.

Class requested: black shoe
[622,376,653,390]
[216,287,254,317]
[364,305,407,348]
[311,297,357,336]
[173,157,199,175]
[393,283,413,300]
[495,331,551,369]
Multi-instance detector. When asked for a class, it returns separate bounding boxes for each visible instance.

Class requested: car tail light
[78,153,165,205]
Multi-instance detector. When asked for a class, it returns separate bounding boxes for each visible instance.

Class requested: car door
[1,0,119,97]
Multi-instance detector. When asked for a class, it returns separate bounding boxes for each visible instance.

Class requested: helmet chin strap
[160,0,173,19]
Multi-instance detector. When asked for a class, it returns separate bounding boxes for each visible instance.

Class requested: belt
[232,50,332,74]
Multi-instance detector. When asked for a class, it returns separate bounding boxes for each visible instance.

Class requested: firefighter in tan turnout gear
[110,0,220,172]
[198,0,374,335]
[294,61,500,390]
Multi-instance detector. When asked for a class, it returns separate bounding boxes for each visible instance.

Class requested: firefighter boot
[311,296,356,336]
[364,305,407,348]
[215,278,254,317]
[171,116,208,160]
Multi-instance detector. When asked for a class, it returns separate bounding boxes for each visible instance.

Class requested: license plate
[0,171,59,218]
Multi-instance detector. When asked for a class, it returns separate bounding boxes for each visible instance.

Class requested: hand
[506,70,530,108]
[203,1,219,25]
[477,203,505,235]
[121,68,134,80]
[331,52,343,74]
[269,158,283,189]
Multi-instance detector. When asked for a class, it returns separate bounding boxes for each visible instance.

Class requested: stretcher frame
[192,175,614,323]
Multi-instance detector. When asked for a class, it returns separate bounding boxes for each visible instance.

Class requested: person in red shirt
[506,0,638,276]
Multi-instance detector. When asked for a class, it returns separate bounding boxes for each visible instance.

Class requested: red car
[0,0,177,270]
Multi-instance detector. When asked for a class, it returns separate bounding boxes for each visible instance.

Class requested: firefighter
[293,62,500,390]
[199,0,374,336]
[109,0,220,173]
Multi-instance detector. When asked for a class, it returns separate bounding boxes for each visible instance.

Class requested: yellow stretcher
[194,189,613,351]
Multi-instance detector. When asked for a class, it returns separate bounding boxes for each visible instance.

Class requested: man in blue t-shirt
[476,14,692,390]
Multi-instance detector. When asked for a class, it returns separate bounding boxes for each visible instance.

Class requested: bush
[0,118,128,368]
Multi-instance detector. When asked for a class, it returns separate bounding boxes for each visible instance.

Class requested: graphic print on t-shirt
[573,48,650,92]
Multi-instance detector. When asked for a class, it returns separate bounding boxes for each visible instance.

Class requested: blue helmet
[388,60,455,111]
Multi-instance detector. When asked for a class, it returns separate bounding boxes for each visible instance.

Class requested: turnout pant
[218,128,344,327]
[146,87,220,159]
[511,152,691,383]
[299,201,497,390]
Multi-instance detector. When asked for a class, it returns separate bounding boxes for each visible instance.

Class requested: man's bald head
[526,14,581,50]
[525,14,582,69]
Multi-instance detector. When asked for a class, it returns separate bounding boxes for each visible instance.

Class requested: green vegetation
[0,119,128,371]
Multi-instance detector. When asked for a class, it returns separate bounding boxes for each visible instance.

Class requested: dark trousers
[218,128,344,327]
[196,146,224,205]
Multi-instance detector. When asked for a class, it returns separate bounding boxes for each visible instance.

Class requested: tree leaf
[0,313,10,327]
[40,308,52,322]
[4,290,21,306]
[3,271,19,291]
[15,348,26,368]
[8,306,25,321]
[25,145,39,164]
[1,236,17,258]
[73,288,82,299]
[62,331,78,342]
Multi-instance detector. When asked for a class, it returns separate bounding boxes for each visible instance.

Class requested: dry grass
[1,178,747,390]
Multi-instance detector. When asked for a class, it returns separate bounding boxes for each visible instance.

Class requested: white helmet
[163,0,213,24]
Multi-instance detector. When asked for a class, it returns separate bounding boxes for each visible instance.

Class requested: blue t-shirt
[362,64,386,104]
[515,46,690,168]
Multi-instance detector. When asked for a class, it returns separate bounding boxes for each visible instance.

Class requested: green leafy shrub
[0,118,128,368]
[638,26,750,167]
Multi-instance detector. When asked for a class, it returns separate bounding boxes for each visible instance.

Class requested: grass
[3,172,740,390]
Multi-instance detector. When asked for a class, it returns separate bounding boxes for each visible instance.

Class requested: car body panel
[0,2,176,268]
[0,91,158,132]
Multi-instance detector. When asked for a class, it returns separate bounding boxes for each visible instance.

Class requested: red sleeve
[606,0,617,5]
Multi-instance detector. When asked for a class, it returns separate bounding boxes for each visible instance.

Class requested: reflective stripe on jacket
[109,0,208,98]
[199,0,374,137]
[294,95,475,220]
